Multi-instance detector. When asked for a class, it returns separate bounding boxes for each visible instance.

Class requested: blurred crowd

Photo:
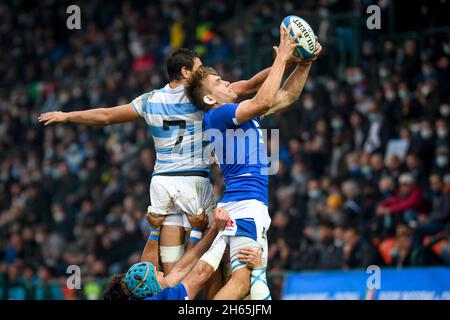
[1,0,450,299]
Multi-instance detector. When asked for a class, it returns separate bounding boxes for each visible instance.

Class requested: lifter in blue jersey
[185,25,321,299]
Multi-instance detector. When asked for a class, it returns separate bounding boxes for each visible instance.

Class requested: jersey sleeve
[143,283,188,300]
[130,92,152,118]
[207,103,239,130]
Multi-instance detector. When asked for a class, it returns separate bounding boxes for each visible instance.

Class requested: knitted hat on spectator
[399,173,415,185]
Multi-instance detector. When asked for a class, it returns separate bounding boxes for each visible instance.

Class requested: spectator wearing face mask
[341,180,363,228]
[439,103,450,120]
[433,147,450,176]
[349,111,369,152]
[410,119,436,175]
[435,119,450,148]
[299,93,326,134]
[305,179,326,228]
[363,102,392,154]
[342,151,367,184]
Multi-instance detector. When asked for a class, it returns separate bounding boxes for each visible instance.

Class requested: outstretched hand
[273,37,322,66]
[38,111,68,125]
[276,24,302,62]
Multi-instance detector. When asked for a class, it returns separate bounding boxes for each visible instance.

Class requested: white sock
[251,267,271,300]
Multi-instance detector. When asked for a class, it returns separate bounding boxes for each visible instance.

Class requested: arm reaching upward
[263,42,322,117]
[234,25,301,124]
[140,228,160,266]
[230,67,271,99]
[262,64,311,117]
[164,222,218,287]
[230,47,307,99]
[38,103,140,126]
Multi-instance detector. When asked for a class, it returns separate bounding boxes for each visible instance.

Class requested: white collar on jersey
[164,83,185,93]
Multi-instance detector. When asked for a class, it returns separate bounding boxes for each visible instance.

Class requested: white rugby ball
[281,15,317,59]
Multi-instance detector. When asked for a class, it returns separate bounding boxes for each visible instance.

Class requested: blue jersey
[203,103,268,205]
[143,283,188,300]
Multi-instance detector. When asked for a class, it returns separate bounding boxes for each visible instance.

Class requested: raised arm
[140,213,167,266]
[263,42,322,117]
[38,103,140,126]
[230,47,304,99]
[165,221,218,287]
[230,67,271,99]
[234,25,300,124]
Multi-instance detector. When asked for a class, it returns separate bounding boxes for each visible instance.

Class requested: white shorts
[148,175,215,229]
[218,199,271,268]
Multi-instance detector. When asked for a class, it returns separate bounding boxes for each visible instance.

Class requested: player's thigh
[174,176,215,218]
[229,236,266,270]
[160,223,185,246]
[160,223,185,273]
[148,175,178,215]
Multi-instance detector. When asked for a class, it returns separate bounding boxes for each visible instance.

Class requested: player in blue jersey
[185,25,322,299]
[38,48,283,298]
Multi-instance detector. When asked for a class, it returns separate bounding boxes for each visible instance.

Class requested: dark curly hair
[103,273,130,301]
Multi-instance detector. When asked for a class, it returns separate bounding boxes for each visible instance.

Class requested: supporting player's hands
[276,24,302,62]
[186,212,209,231]
[236,247,263,269]
[146,212,166,228]
[38,111,69,125]
[214,207,231,231]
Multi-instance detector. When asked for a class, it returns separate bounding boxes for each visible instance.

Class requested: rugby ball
[281,15,317,59]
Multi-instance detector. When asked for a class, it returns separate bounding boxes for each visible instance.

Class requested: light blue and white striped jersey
[131,84,210,175]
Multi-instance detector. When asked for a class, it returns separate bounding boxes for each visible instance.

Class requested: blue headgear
[124,262,162,299]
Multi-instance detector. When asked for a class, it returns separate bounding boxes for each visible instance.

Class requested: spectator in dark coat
[342,226,377,269]
[412,174,450,246]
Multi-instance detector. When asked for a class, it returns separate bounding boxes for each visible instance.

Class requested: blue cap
[124,262,162,298]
